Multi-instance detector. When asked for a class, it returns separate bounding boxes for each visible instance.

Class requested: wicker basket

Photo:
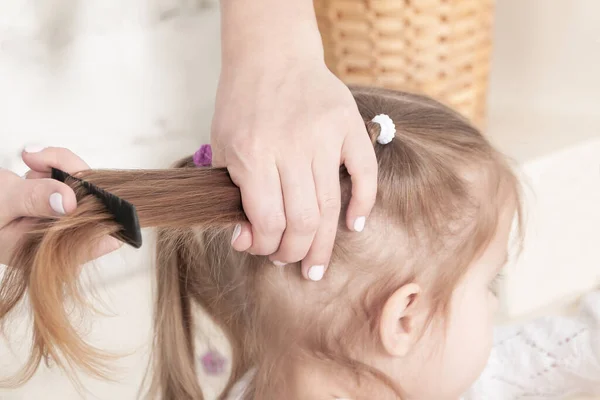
[314,0,495,129]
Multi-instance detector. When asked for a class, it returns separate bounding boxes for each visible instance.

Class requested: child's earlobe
[379,283,422,357]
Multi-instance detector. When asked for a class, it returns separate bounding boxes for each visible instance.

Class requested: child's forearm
[219,0,324,66]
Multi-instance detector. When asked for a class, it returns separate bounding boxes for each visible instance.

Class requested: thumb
[6,178,77,219]
[231,221,253,252]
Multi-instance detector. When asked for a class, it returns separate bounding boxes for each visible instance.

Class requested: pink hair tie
[200,349,227,376]
[193,144,212,167]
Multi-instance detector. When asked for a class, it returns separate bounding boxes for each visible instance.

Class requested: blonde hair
[0,87,521,399]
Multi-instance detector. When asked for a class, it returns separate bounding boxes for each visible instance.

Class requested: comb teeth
[51,168,143,249]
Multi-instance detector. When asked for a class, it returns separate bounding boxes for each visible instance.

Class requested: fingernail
[231,224,241,245]
[49,193,66,215]
[273,261,287,267]
[24,145,46,153]
[308,265,325,281]
[353,216,366,232]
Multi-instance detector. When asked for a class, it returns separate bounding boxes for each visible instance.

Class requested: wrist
[219,0,324,67]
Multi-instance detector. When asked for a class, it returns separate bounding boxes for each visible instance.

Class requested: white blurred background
[0,0,598,398]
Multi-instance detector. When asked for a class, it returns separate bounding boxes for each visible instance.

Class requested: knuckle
[229,131,261,154]
[320,194,341,214]
[228,135,251,154]
[23,187,43,215]
[289,209,320,234]
[227,140,263,173]
[258,210,287,235]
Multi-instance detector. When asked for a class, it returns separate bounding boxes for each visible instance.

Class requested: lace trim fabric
[463,290,600,400]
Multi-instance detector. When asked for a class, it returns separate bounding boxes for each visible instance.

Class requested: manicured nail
[353,216,366,232]
[308,265,325,281]
[231,224,241,245]
[273,261,287,267]
[49,193,66,215]
[24,145,45,153]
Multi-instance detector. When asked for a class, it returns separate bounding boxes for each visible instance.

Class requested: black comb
[51,168,143,249]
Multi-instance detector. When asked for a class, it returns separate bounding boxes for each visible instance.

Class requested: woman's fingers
[269,160,320,265]
[231,222,253,252]
[0,169,77,223]
[22,146,90,173]
[237,166,287,256]
[0,145,91,221]
[299,155,341,281]
[209,54,381,281]
[342,126,378,233]
[0,147,125,265]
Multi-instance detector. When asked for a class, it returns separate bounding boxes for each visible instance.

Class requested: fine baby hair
[0,87,522,400]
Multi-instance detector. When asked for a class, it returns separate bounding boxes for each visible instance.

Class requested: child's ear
[379,283,423,357]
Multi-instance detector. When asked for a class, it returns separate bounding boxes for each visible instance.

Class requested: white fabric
[226,291,600,400]
[463,290,600,400]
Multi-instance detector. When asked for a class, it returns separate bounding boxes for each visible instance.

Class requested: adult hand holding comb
[0,147,120,266]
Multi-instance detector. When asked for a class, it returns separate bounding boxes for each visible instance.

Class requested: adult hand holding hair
[0,147,120,266]
[212,0,378,280]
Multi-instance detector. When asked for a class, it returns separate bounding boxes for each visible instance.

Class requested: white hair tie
[371,114,396,145]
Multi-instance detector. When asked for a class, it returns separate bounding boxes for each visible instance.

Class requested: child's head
[188,87,519,399]
[0,87,521,400]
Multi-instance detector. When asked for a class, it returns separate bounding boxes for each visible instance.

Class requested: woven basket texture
[314,0,495,128]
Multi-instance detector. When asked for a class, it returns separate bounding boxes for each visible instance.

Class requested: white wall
[486,0,600,317]
[488,0,600,117]
[0,0,220,171]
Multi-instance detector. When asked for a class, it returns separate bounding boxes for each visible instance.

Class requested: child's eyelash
[489,272,505,296]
